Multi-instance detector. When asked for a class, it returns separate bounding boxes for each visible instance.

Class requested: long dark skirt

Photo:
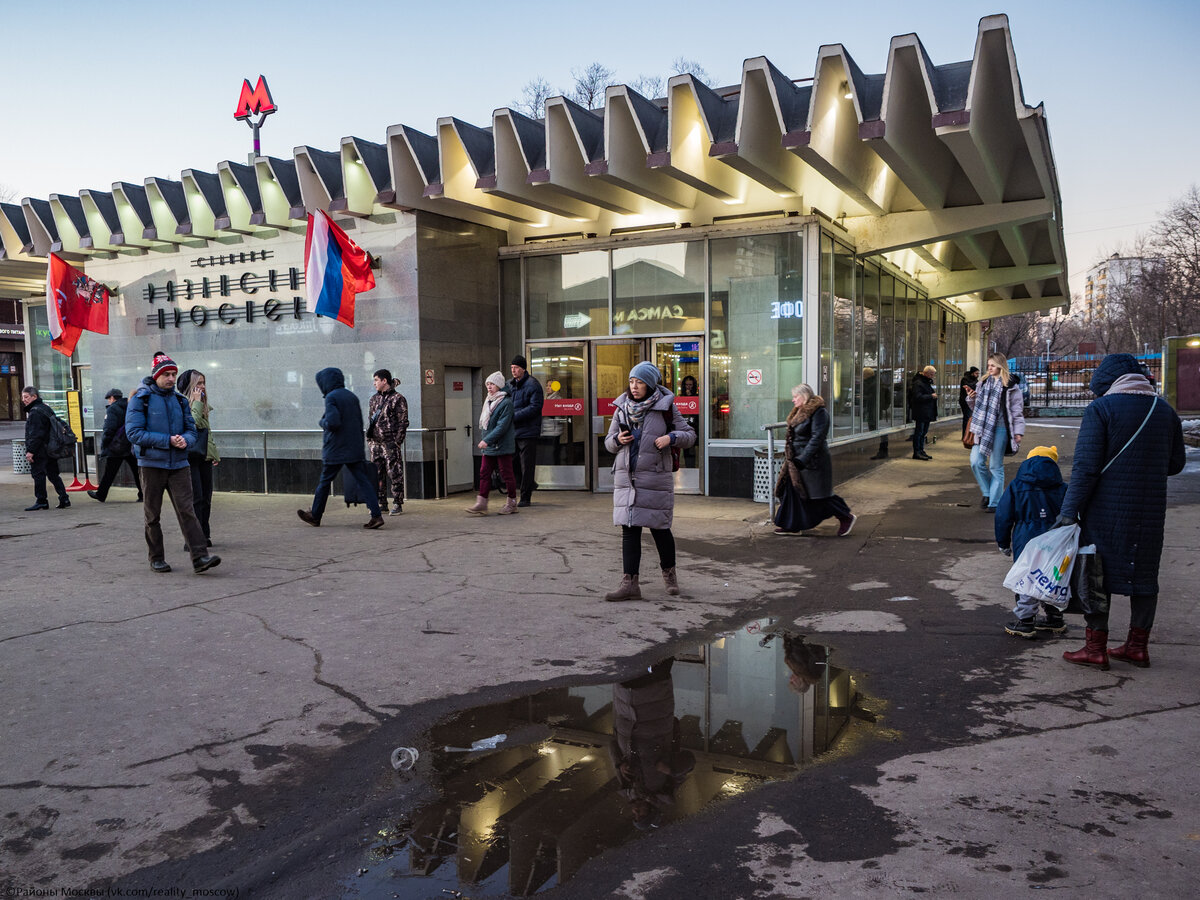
[774,483,851,532]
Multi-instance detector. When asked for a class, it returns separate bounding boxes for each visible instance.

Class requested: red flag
[46,253,110,356]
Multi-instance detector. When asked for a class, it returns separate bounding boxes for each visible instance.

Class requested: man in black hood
[20,386,70,511]
[89,388,141,502]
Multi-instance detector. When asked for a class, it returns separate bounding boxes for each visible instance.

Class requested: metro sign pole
[234,76,278,159]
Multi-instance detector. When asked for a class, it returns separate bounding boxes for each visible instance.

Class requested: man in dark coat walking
[20,386,71,511]
[1057,353,1185,670]
[506,355,543,507]
[297,367,384,529]
[89,388,141,502]
[909,366,938,460]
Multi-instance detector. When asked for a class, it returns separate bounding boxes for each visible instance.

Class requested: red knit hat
[151,351,178,378]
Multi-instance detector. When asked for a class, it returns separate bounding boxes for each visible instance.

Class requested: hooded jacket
[23,397,56,459]
[605,387,696,530]
[315,368,367,464]
[1059,353,1185,595]
[995,455,1067,559]
[100,397,131,457]
[125,377,197,470]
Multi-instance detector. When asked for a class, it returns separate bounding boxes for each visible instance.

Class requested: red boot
[1063,628,1109,670]
[1109,627,1151,668]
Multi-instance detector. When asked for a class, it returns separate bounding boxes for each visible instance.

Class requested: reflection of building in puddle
[359,619,869,897]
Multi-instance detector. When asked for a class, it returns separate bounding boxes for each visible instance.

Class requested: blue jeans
[311,461,381,518]
[969,424,1007,507]
[912,420,930,454]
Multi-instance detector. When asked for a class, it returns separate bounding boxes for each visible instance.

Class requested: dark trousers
[140,466,207,563]
[912,419,931,454]
[479,454,517,499]
[30,456,68,504]
[311,461,380,519]
[622,525,676,576]
[189,459,214,540]
[1085,593,1159,632]
[95,454,140,500]
[511,437,538,501]
[960,401,971,436]
[371,441,405,503]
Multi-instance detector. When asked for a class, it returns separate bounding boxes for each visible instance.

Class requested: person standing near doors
[909,365,938,460]
[177,370,217,548]
[20,386,71,511]
[506,355,543,508]
[89,388,142,503]
[367,369,409,515]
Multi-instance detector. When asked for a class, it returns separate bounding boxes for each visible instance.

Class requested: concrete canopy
[4,14,1065,322]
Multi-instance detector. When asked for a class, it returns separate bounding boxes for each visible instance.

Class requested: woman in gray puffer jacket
[603,362,696,602]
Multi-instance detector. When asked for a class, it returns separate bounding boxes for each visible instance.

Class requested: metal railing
[761,421,788,521]
[83,426,458,498]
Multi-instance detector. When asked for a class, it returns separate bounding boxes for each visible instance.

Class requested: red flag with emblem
[46,253,110,356]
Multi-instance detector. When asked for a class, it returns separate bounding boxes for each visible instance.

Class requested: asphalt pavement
[1,418,1198,898]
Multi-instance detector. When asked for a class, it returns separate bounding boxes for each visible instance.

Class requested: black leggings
[622,525,675,576]
[1084,593,1158,632]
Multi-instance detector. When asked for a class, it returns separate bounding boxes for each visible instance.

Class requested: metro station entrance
[527,337,703,494]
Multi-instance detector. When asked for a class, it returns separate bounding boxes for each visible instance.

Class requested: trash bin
[12,439,30,475]
[752,446,784,503]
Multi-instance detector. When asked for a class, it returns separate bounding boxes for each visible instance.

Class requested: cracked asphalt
[2,419,1198,898]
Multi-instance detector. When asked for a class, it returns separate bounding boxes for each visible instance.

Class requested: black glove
[793,459,807,470]
[1051,514,1075,529]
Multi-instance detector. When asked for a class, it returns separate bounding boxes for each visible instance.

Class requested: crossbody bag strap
[1100,397,1157,474]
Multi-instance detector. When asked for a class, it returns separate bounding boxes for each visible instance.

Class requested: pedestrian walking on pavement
[125,353,220,574]
[20,386,71,512]
[996,446,1068,639]
[603,362,696,601]
[966,354,1026,511]
[89,388,141,503]
[774,384,857,537]
[959,366,980,440]
[909,365,938,460]
[506,355,543,507]
[1055,353,1185,670]
[367,369,409,516]
[177,370,217,548]
[297,367,385,530]
[465,372,518,516]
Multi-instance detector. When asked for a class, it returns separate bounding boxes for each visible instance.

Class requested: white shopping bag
[1002,524,1080,608]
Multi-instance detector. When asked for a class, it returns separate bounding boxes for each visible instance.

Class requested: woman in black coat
[1058,354,1185,670]
[774,384,856,536]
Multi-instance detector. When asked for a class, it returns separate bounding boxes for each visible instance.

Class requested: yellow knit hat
[1026,445,1058,461]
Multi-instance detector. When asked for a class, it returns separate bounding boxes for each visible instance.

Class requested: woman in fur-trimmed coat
[774,384,857,536]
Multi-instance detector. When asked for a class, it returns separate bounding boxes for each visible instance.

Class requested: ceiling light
[841,81,853,100]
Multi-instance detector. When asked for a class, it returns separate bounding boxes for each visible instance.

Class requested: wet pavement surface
[3,420,1200,898]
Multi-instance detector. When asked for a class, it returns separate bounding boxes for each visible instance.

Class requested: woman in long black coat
[1058,354,1185,670]
[774,384,856,536]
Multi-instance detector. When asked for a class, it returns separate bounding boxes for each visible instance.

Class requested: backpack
[110,424,132,456]
[44,409,78,459]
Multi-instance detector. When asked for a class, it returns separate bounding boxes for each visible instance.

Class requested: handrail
[761,421,787,520]
[82,426,459,499]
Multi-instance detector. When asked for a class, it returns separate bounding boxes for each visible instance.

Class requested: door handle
[465,424,471,437]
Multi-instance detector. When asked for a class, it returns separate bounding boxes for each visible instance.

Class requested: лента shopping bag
[1002,524,1080,608]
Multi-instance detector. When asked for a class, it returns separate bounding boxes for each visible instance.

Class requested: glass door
[592,340,644,492]
[652,337,703,494]
[528,343,588,489]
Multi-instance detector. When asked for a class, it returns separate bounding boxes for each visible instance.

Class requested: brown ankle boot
[1109,627,1151,668]
[604,574,641,602]
[464,494,488,515]
[662,567,679,596]
[497,496,519,515]
[1063,627,1109,670]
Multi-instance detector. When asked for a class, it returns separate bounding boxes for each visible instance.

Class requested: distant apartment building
[1083,253,1163,322]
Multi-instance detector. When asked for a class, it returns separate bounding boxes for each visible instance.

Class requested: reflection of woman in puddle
[784,634,825,693]
[609,659,695,829]
[678,375,699,468]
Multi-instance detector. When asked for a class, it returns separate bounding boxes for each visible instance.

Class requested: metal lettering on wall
[140,264,314,330]
[147,297,308,330]
[143,266,303,303]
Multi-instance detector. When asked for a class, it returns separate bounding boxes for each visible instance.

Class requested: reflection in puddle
[349,619,873,897]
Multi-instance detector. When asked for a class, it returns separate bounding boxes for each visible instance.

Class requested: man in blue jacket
[297,367,385,530]
[126,352,220,574]
[507,355,543,507]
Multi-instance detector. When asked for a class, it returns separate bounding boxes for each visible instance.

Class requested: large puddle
[346,618,876,897]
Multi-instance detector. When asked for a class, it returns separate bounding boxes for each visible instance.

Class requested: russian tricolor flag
[303,210,376,327]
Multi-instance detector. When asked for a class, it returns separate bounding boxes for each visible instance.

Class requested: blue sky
[3,0,1197,298]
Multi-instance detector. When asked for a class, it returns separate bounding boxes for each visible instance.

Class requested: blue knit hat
[628,362,661,392]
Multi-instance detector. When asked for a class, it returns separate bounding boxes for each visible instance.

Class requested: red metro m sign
[234,76,277,156]
[234,76,277,120]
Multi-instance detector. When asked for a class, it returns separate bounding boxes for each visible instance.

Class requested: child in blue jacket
[996,446,1068,638]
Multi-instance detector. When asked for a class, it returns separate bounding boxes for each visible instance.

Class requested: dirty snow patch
[848,581,889,591]
[613,867,680,898]
[755,812,799,838]
[792,610,906,632]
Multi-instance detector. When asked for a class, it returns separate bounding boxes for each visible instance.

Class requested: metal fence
[1009,354,1162,409]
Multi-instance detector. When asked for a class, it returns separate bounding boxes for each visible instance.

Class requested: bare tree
[569,62,616,110]
[671,57,717,87]
[629,74,665,100]
[513,76,556,120]
[0,183,16,203]
[1152,185,1200,339]
[986,312,1040,358]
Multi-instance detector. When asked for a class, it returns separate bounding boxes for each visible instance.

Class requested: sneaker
[836,514,858,537]
[389,502,403,516]
[1004,617,1037,639]
[1035,609,1068,634]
